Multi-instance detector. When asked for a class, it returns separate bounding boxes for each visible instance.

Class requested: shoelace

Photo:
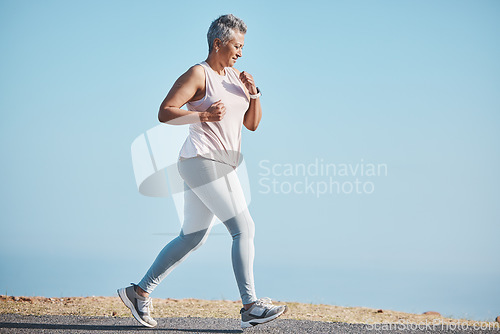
[254,297,273,309]
[143,297,154,313]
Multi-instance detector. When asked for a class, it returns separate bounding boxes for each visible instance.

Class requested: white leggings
[138,155,257,304]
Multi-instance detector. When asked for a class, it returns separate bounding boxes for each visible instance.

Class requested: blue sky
[1,0,499,321]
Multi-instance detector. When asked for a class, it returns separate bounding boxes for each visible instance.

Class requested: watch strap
[249,87,261,99]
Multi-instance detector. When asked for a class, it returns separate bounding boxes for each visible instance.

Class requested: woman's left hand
[239,71,258,95]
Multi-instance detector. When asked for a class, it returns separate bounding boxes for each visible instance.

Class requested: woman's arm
[158,65,226,125]
[234,68,262,131]
[243,94,262,131]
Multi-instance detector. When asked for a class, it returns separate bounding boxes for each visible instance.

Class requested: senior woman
[117,14,287,329]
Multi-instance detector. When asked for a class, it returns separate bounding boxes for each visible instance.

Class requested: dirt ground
[1,295,498,328]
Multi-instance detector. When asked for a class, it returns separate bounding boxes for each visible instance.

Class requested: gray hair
[207,14,247,53]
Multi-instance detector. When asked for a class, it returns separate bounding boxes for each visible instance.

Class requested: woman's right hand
[201,100,226,122]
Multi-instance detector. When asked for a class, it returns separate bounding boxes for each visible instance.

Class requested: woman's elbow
[158,107,170,123]
[245,123,259,131]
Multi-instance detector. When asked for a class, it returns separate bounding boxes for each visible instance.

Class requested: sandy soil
[1,295,498,328]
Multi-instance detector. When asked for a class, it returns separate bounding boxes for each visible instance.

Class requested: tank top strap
[198,61,219,100]
[225,66,249,101]
[225,66,237,80]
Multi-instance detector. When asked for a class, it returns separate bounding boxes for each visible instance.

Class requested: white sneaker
[117,283,157,328]
[240,297,288,328]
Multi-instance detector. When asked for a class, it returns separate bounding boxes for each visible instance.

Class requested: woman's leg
[137,178,215,294]
[177,156,257,305]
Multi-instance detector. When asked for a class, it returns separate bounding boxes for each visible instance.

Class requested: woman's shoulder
[176,64,205,86]
[228,67,244,83]
[186,63,206,77]
[230,67,241,75]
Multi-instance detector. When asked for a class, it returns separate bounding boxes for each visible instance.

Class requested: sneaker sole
[241,305,288,329]
[117,288,156,328]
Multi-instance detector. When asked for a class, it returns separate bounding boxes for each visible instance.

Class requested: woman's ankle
[135,285,149,298]
[243,302,255,310]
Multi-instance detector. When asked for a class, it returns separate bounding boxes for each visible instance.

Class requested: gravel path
[1,314,499,333]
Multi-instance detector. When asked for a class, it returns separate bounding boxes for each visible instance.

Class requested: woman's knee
[179,228,209,250]
[224,210,255,240]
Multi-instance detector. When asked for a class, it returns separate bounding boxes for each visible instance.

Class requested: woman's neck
[205,55,226,75]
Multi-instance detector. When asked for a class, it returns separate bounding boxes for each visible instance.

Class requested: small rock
[13,297,20,301]
[423,311,441,316]
[112,311,117,316]
[377,309,383,313]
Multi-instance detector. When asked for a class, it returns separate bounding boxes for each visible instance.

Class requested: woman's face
[217,30,245,67]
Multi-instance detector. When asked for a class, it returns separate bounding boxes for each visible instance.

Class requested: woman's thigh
[177,156,250,223]
[181,180,215,235]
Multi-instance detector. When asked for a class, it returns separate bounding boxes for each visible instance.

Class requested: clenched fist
[201,99,226,122]
[239,71,258,95]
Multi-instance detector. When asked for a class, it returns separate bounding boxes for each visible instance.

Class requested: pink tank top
[178,61,250,167]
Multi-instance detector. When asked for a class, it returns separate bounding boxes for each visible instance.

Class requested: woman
[118,14,288,329]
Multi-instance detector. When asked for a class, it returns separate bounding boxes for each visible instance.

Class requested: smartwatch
[249,87,261,99]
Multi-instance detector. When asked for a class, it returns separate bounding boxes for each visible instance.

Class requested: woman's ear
[213,38,222,52]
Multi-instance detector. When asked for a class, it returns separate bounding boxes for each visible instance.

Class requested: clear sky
[1,0,499,322]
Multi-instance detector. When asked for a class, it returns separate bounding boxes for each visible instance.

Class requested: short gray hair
[207,14,247,53]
